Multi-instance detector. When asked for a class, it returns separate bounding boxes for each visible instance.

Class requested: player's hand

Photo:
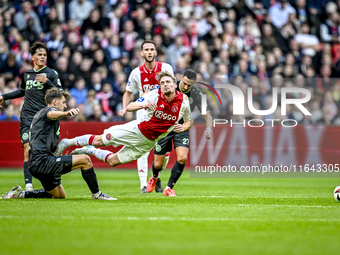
[173,122,184,133]
[67,108,80,116]
[118,108,126,117]
[205,127,212,139]
[35,74,47,84]
[0,96,4,108]
[146,101,157,111]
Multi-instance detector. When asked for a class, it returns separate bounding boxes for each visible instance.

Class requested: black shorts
[20,116,33,145]
[29,155,73,191]
[154,130,189,155]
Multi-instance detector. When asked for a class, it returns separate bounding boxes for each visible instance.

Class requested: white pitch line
[0,215,339,222]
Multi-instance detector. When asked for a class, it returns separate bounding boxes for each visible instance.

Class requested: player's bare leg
[163,147,189,196]
[137,152,149,193]
[23,143,33,191]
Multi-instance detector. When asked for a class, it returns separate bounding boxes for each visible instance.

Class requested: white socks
[66,135,93,147]
[137,152,149,188]
[87,147,113,162]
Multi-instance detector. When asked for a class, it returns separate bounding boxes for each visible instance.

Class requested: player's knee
[177,155,187,165]
[154,160,163,169]
[82,155,93,168]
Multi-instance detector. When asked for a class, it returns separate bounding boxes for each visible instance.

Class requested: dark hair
[141,40,156,50]
[30,42,49,55]
[182,69,197,81]
[45,87,70,105]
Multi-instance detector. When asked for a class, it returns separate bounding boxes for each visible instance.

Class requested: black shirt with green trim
[176,80,209,124]
[28,107,60,165]
[3,66,62,117]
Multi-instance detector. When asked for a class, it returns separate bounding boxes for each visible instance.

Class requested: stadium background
[1,0,340,168]
[1,2,340,255]
[0,0,340,124]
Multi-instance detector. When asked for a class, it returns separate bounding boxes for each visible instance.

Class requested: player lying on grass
[147,69,212,196]
[1,88,116,200]
[54,71,192,169]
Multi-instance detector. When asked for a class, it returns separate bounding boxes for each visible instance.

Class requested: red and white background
[1,122,340,169]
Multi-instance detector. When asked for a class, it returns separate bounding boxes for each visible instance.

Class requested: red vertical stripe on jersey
[139,61,163,93]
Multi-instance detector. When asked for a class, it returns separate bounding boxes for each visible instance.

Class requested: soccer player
[147,69,212,196]
[118,40,174,193]
[55,71,192,172]
[0,42,62,191]
[1,88,115,200]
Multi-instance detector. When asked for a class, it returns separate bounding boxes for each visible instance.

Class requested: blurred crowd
[0,0,340,125]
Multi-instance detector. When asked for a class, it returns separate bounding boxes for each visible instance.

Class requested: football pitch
[0,169,339,255]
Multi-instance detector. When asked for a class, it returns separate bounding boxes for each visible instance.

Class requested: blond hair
[157,71,176,84]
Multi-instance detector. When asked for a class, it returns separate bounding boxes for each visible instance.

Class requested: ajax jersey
[126,61,174,97]
[136,89,191,141]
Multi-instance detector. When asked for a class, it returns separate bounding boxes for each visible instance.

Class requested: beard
[144,55,155,63]
[164,90,171,95]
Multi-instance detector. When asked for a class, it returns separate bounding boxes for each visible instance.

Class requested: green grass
[0,169,340,255]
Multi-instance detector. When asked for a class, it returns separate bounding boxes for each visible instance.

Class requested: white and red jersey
[135,89,191,141]
[126,61,174,97]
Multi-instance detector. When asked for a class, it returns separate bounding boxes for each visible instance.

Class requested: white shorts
[136,108,147,123]
[102,120,155,164]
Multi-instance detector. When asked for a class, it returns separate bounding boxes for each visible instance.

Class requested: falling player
[147,69,212,196]
[118,40,174,193]
[0,42,62,191]
[1,88,115,200]
[55,71,192,174]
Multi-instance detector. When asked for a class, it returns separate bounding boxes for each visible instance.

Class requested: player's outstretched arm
[126,101,157,112]
[0,89,26,108]
[48,108,80,120]
[118,91,133,117]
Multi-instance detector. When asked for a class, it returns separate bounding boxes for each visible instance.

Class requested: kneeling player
[54,71,192,171]
[1,88,115,200]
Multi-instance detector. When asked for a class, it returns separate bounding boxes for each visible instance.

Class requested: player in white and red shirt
[55,71,192,175]
[118,40,174,193]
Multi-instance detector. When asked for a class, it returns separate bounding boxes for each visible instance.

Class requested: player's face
[32,48,47,68]
[160,76,176,96]
[180,75,195,93]
[141,43,157,63]
[55,96,67,111]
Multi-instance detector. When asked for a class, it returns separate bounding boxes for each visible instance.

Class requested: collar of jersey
[49,107,58,111]
[143,61,158,73]
[159,90,181,102]
[33,66,47,72]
